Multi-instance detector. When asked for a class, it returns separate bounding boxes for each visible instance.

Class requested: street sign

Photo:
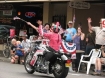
[69,1,90,9]
[0,4,13,10]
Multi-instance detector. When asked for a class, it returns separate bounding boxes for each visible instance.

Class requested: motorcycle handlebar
[30,39,49,43]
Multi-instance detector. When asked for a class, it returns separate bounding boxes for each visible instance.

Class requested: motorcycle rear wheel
[52,60,69,78]
[24,53,35,74]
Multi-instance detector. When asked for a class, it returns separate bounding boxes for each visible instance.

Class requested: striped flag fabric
[60,40,76,59]
[40,39,77,59]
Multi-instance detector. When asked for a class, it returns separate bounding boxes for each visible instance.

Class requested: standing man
[87,17,105,49]
[64,21,77,42]
[21,35,31,55]
[64,21,77,72]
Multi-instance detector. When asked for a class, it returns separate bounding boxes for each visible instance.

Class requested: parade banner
[60,41,76,59]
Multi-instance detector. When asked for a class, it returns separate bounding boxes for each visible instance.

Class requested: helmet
[53,22,61,33]
[53,25,60,33]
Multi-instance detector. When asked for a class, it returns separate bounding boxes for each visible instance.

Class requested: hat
[68,21,73,24]
[21,34,28,37]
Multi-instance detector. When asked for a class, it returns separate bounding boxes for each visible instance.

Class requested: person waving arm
[27,22,39,31]
[87,17,93,30]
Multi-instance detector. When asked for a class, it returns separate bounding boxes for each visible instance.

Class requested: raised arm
[72,21,75,27]
[27,22,38,31]
[87,17,93,30]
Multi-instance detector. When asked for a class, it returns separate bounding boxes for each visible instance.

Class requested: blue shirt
[64,28,77,42]
[16,45,23,56]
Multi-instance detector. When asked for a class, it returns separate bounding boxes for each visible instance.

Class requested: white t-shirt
[21,39,31,53]
[92,27,105,45]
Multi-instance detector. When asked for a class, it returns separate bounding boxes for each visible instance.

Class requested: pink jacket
[38,25,61,51]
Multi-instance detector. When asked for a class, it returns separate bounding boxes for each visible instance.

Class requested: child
[16,41,24,64]
[11,39,18,64]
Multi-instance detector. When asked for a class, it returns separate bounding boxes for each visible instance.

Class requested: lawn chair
[78,49,101,74]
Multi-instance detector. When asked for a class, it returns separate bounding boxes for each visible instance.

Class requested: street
[0,61,104,78]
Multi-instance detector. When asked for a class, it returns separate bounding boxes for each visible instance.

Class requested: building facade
[0,1,104,35]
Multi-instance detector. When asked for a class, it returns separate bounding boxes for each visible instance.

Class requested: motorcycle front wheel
[52,59,69,78]
[24,53,35,74]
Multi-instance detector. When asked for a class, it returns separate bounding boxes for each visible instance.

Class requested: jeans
[85,45,94,55]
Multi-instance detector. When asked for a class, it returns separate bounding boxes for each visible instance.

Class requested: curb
[0,57,10,62]
[0,50,10,62]
[0,50,4,57]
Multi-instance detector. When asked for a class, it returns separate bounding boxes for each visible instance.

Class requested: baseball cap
[21,34,28,37]
[68,21,73,24]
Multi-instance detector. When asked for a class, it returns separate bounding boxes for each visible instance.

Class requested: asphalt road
[0,62,104,78]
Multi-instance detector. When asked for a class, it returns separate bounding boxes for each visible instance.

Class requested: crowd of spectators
[10,17,105,76]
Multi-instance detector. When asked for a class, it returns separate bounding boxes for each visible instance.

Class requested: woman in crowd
[85,29,95,55]
[78,26,86,51]
[73,25,85,72]
[43,23,51,33]
[27,21,61,63]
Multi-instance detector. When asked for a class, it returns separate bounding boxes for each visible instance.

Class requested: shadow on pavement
[18,72,54,78]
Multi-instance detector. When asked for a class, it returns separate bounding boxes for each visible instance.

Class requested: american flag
[59,28,64,34]
[73,14,75,23]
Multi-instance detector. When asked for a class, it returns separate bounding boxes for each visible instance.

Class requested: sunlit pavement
[0,61,104,78]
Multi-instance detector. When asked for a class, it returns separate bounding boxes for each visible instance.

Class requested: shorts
[101,58,105,64]
[95,44,105,49]
[11,54,17,58]
[11,54,24,60]
[95,44,102,49]
[19,56,24,60]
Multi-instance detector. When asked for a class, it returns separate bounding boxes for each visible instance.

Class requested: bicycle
[3,35,18,58]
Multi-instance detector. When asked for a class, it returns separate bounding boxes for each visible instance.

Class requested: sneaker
[15,59,18,64]
[92,72,101,76]
[20,62,24,65]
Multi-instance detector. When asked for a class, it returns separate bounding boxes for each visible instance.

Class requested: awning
[0,0,101,3]
[0,0,89,3]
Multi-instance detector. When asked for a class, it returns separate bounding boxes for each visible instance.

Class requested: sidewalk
[0,57,10,62]
[0,50,10,62]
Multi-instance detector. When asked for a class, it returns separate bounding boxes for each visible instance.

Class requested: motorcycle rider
[27,21,61,62]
